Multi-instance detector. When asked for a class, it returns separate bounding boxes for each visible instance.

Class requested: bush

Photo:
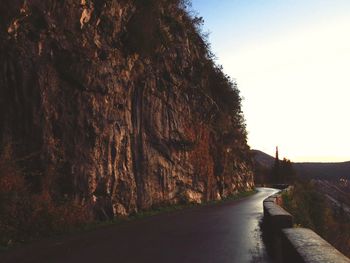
[282,181,350,257]
[0,144,92,246]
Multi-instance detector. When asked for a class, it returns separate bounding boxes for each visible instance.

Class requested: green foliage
[285,182,327,232]
[282,181,350,257]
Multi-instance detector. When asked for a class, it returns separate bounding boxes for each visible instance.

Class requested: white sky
[192,0,350,162]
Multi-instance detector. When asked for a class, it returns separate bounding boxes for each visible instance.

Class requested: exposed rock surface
[0,0,254,218]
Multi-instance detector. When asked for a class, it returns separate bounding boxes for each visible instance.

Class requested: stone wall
[263,189,350,263]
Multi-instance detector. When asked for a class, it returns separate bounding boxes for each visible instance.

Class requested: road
[1,187,279,263]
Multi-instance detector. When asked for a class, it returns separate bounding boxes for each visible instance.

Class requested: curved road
[1,187,278,263]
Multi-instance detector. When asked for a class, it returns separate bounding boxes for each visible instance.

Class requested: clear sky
[191,0,350,162]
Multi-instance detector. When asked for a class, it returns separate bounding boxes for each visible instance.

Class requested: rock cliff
[0,0,254,218]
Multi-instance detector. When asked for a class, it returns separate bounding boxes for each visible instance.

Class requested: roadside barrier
[263,189,350,263]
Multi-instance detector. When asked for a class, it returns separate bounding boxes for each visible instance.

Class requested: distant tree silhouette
[271,147,295,183]
[272,146,281,183]
[280,158,296,183]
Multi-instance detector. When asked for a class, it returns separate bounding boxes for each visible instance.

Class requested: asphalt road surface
[1,187,279,263]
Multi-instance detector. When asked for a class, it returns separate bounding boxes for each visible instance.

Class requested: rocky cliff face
[0,0,254,218]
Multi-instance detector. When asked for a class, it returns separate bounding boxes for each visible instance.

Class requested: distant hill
[251,150,275,167]
[293,162,350,180]
[252,150,350,180]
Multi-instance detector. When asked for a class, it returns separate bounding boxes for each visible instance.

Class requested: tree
[280,158,296,183]
[271,147,295,183]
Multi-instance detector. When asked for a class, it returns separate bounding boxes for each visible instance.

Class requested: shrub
[282,181,350,257]
[0,144,92,246]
